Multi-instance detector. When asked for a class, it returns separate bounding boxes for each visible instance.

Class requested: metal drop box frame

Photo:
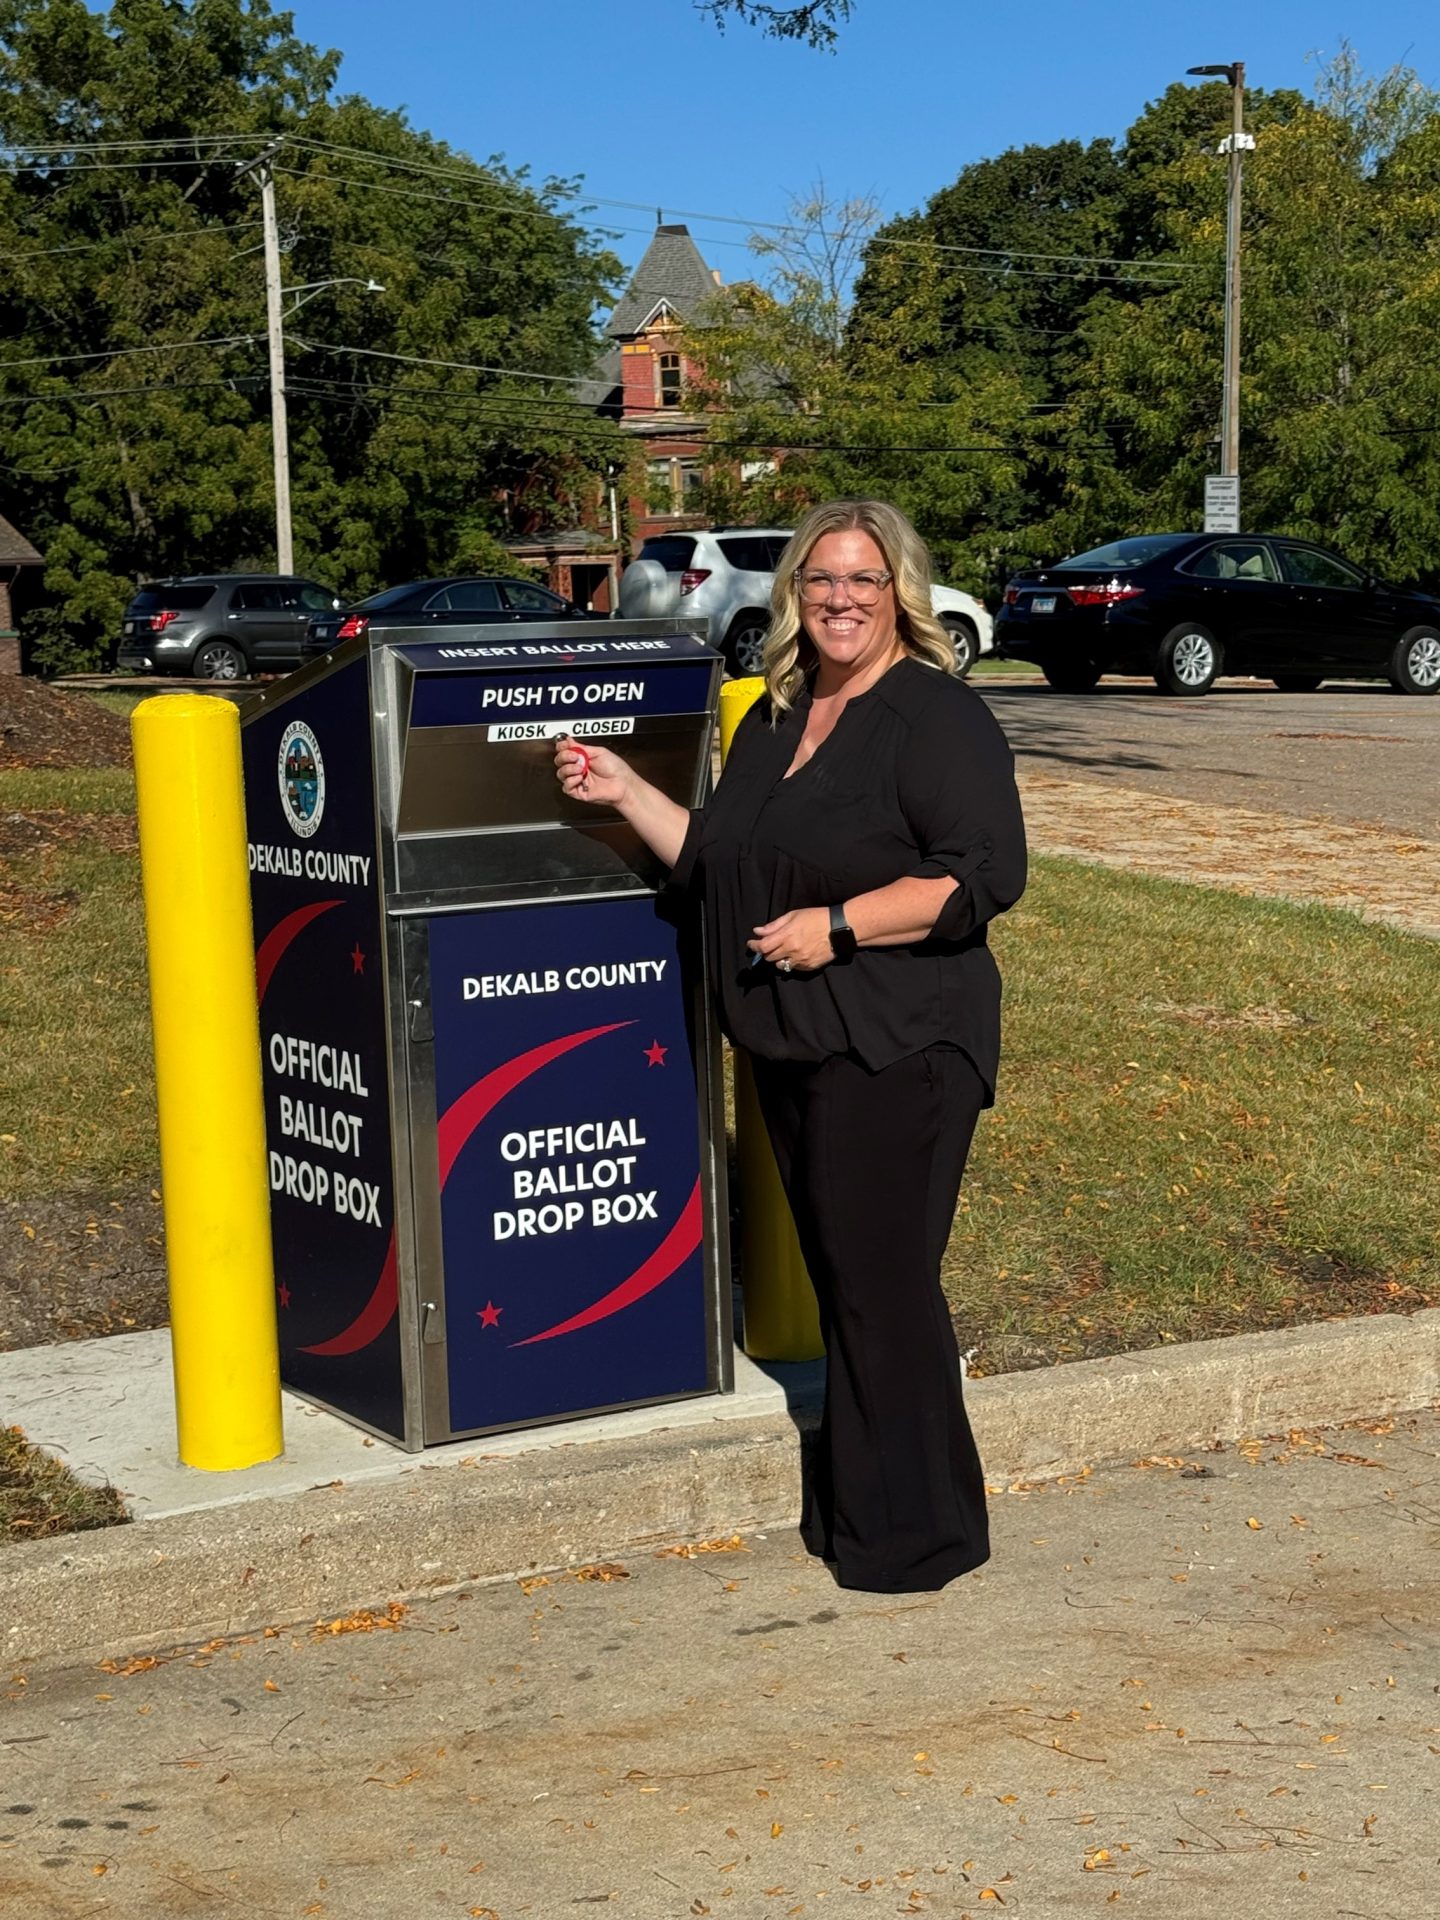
[240,617,732,1450]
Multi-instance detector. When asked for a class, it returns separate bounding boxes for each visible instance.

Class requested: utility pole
[236,141,292,574]
[1187,63,1251,485]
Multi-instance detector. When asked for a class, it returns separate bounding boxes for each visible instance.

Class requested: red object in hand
[572,742,591,780]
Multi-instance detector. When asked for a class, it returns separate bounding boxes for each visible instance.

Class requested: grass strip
[1,1423,129,1544]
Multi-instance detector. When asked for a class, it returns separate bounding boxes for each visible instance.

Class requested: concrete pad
[0,1326,824,1521]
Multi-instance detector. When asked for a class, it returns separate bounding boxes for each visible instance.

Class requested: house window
[646,456,705,515]
[657,353,682,408]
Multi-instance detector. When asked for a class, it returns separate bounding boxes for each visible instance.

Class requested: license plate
[123,621,134,635]
[1032,595,1057,614]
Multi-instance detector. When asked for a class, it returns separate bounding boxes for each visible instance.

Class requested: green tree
[1050,55,1440,578]
[682,194,1033,593]
[696,0,851,47]
[0,0,624,671]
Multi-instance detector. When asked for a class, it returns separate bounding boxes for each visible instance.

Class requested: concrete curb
[6,1309,1438,1669]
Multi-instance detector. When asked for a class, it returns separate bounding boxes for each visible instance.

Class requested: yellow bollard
[131,694,282,1470]
[719,678,824,1362]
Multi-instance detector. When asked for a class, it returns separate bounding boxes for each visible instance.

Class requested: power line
[10,219,263,263]
[0,332,259,372]
[2,134,271,155]
[3,130,1211,280]
[286,334,603,389]
[0,377,264,407]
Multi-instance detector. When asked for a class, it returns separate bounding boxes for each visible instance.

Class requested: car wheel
[1041,658,1102,693]
[723,613,770,679]
[941,617,979,677]
[1388,625,1440,695]
[192,639,248,682]
[1154,623,1220,696]
[1272,675,1323,693]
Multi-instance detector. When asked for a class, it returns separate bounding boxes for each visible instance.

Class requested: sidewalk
[6,1403,1436,1919]
[6,1310,1439,1671]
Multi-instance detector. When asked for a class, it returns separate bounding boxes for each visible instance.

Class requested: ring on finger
[778,958,793,973]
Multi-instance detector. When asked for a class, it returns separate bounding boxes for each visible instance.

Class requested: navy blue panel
[240,657,404,1441]
[409,662,713,729]
[393,631,715,672]
[428,899,711,1434]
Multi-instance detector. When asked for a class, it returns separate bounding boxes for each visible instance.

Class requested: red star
[643,1039,668,1067]
[478,1301,503,1329]
[277,1282,291,1309]
[350,943,366,975]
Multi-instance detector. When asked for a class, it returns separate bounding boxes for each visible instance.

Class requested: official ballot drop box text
[239,618,731,1448]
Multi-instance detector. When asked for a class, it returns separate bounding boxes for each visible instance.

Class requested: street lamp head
[1187,63,1238,81]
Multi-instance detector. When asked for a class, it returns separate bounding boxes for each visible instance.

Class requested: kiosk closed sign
[428,899,710,1431]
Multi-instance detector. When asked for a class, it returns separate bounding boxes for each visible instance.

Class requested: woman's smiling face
[797,528,902,682]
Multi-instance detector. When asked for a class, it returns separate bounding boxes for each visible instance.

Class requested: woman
[556,499,1026,1593]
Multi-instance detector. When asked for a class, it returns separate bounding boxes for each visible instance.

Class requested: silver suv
[618,527,994,676]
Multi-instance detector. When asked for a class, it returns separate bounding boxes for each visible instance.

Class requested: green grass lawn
[955,860,1439,1367]
[969,656,1039,677]
[2,762,1436,1366]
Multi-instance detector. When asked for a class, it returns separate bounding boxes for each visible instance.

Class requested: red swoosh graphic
[436,1023,633,1188]
[301,1021,633,1357]
[256,899,343,1003]
[301,1231,398,1358]
[513,1177,703,1346]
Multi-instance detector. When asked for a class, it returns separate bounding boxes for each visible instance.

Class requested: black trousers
[753,1046,990,1593]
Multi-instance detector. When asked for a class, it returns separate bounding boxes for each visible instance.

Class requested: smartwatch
[828,902,858,962]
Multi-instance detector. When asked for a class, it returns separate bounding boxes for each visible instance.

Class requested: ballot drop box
[239,618,731,1448]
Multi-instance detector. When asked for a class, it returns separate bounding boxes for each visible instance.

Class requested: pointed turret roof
[604,224,722,339]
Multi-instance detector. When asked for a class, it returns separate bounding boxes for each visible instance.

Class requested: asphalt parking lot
[978,680,1440,841]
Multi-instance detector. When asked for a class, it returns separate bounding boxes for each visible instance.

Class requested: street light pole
[235,141,292,574]
[258,150,293,575]
[236,144,383,578]
[1187,62,1250,482]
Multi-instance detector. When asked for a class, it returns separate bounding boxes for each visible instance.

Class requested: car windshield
[1055,536,1192,571]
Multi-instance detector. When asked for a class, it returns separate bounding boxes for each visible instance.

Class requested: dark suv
[116,575,342,680]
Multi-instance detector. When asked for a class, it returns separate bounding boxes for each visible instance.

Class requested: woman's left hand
[748,908,833,974]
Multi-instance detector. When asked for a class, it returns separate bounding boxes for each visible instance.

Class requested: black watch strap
[828,902,858,961]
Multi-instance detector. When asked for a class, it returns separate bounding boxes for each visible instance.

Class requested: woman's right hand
[555,735,632,809]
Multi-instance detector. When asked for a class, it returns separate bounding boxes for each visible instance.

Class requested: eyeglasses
[795,568,893,605]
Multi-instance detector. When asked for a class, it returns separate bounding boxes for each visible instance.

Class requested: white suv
[618,527,994,678]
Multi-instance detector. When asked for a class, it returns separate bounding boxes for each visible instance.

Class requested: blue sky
[286,0,1439,283]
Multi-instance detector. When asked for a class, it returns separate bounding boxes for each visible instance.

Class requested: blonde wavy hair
[762,498,956,714]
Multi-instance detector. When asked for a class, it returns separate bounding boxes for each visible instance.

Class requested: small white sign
[487,717,636,743]
[1204,475,1241,533]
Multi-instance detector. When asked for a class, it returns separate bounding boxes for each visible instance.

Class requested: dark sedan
[995,533,1440,696]
[302,575,603,654]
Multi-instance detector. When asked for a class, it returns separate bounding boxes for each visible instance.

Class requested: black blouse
[671,656,1027,1097]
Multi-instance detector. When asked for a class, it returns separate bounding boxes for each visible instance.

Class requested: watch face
[828,905,857,960]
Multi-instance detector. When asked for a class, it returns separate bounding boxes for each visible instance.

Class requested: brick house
[592,222,727,550]
[0,513,44,674]
[503,222,734,596]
